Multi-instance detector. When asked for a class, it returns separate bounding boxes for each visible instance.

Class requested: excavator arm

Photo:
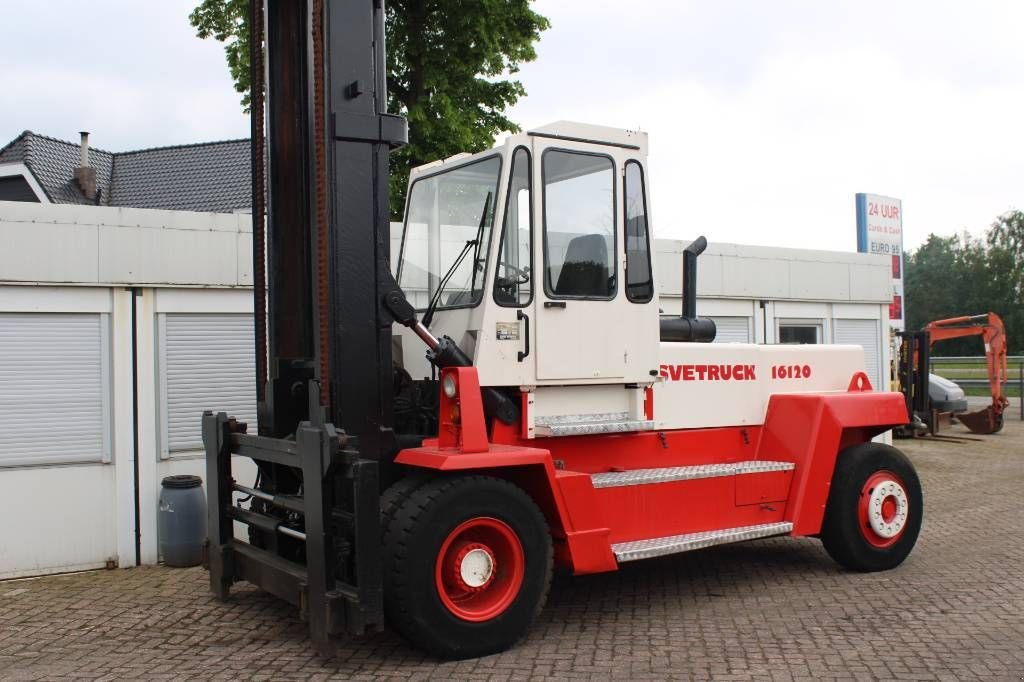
[925,313,1009,433]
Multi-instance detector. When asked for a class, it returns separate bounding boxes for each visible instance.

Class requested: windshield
[398,156,502,311]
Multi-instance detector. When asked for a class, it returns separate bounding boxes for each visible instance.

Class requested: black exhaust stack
[660,236,717,342]
[682,236,704,319]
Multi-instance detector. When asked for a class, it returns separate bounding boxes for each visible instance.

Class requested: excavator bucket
[956,405,1004,434]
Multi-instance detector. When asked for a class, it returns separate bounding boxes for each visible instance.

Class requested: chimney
[79,131,90,167]
[73,130,98,201]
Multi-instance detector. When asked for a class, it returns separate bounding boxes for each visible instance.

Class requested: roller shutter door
[710,316,751,343]
[0,313,108,467]
[835,318,880,388]
[161,313,256,454]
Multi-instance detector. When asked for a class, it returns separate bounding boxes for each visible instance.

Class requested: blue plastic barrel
[158,475,207,567]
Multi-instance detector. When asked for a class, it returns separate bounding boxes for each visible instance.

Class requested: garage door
[160,313,257,455]
[0,313,109,467]
[834,318,880,388]
[710,316,751,343]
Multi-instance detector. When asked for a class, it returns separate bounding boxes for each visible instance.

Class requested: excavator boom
[925,313,1008,434]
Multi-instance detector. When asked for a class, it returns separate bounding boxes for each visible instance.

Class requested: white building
[0,201,257,578]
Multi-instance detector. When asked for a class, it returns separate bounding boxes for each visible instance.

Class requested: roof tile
[0,131,252,212]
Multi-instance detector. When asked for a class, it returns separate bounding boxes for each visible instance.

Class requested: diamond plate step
[534,413,656,437]
[612,522,794,562]
[590,461,794,489]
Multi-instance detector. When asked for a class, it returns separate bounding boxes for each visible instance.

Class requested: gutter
[131,287,141,565]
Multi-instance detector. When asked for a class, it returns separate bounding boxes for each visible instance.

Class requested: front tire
[820,443,923,572]
[382,475,552,659]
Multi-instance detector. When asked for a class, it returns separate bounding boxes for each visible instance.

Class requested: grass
[962,385,1022,398]
[931,358,1024,398]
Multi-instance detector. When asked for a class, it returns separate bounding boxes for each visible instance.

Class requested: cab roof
[408,120,648,178]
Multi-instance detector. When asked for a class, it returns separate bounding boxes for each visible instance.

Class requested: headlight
[442,373,458,399]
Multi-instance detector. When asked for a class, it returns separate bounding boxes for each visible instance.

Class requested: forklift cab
[395,122,661,421]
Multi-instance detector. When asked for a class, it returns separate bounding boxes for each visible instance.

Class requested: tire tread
[382,474,552,658]
[820,442,923,572]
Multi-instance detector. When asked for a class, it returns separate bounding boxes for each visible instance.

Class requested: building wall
[0,286,118,578]
[0,283,257,578]
[0,200,252,287]
[653,238,891,304]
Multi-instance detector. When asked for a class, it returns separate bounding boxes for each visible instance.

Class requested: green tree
[987,210,1024,299]
[904,233,962,332]
[985,210,1024,355]
[189,0,549,217]
[190,0,251,111]
[905,212,1024,356]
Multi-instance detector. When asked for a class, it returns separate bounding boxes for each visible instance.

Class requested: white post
[112,288,139,567]
[135,288,161,564]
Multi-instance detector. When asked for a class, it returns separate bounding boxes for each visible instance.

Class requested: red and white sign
[857,193,904,330]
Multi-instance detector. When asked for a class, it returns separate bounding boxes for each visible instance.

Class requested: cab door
[533,142,626,381]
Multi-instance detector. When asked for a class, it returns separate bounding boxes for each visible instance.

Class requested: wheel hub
[435,516,525,622]
[866,478,909,539]
[451,543,496,591]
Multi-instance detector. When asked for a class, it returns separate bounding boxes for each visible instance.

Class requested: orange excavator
[925,313,1009,434]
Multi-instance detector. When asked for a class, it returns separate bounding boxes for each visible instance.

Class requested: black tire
[382,475,552,659]
[820,443,923,572]
[380,472,430,530]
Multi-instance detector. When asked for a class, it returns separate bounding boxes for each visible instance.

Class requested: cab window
[494,147,532,306]
[397,156,501,310]
[623,160,654,302]
[542,150,616,299]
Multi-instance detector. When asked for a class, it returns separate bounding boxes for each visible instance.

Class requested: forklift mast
[895,330,930,436]
[254,0,405,442]
[203,0,406,654]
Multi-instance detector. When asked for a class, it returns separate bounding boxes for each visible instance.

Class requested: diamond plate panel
[590,461,795,489]
[612,522,794,562]
[534,419,656,437]
[535,411,630,426]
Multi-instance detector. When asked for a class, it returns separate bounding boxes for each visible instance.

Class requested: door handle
[517,310,530,362]
[543,301,566,309]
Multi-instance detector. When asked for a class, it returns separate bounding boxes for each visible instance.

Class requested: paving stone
[1,422,1022,680]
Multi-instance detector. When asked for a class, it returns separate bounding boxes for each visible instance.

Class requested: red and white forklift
[203,0,922,660]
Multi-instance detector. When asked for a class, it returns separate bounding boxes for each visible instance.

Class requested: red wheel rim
[434,517,524,622]
[858,470,910,548]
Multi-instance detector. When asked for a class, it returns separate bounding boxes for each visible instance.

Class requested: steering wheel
[497,262,530,284]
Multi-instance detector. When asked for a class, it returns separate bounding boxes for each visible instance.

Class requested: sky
[2,0,1021,253]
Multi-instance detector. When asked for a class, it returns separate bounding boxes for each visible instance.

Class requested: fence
[931,355,1024,421]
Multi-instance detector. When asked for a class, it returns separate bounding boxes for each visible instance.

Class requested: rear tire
[820,443,923,572]
[382,475,552,659]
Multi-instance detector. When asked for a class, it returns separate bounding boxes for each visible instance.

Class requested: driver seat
[554,234,610,297]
